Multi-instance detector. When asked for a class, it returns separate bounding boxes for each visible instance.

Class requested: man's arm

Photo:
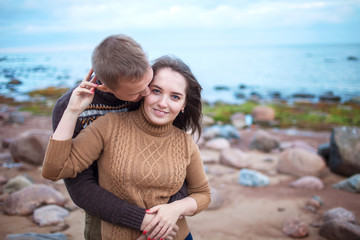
[64,162,146,228]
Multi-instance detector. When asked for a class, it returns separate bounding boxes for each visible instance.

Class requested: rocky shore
[0,104,359,240]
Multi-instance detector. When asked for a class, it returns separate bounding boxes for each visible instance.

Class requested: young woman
[42,55,211,240]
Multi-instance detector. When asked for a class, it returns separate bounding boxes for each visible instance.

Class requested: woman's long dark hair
[151,55,203,136]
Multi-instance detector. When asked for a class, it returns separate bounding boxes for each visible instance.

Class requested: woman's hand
[66,68,98,116]
[142,202,184,240]
[138,212,179,240]
[52,68,98,141]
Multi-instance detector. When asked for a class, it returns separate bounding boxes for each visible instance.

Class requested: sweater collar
[94,88,123,105]
[131,102,173,137]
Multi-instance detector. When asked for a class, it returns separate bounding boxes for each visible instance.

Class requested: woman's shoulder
[172,127,197,144]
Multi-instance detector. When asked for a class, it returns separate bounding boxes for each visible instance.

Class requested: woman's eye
[152,89,160,94]
[172,95,180,100]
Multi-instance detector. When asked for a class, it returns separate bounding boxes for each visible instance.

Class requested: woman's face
[144,67,187,125]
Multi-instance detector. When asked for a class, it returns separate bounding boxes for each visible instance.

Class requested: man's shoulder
[54,85,77,110]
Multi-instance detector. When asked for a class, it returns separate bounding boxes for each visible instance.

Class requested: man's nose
[140,87,150,97]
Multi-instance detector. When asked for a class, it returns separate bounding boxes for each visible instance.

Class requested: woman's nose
[158,96,167,108]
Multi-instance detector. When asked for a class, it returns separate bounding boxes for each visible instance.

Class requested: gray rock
[305,195,323,212]
[289,176,324,190]
[238,168,269,187]
[8,111,25,124]
[3,184,66,215]
[220,148,249,169]
[6,233,68,240]
[280,140,317,153]
[250,129,279,152]
[332,174,360,193]
[33,204,70,226]
[200,149,221,164]
[9,129,52,166]
[202,115,215,127]
[323,207,357,225]
[318,142,330,162]
[230,112,246,129]
[3,175,33,194]
[329,126,360,177]
[203,125,240,139]
[319,220,360,240]
[204,138,231,151]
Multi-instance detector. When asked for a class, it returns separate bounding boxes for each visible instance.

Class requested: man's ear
[97,84,113,93]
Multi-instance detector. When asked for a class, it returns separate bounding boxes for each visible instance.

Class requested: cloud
[3,0,359,35]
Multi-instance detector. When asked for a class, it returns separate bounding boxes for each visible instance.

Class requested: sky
[0,0,360,53]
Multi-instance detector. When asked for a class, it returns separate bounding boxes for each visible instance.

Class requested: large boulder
[200,149,221,164]
[204,138,231,151]
[250,130,279,152]
[9,129,52,166]
[3,175,33,194]
[277,148,327,177]
[319,221,360,240]
[328,126,360,176]
[322,207,357,224]
[251,105,275,123]
[332,174,360,193]
[319,207,360,240]
[220,148,249,168]
[33,204,70,226]
[3,184,66,215]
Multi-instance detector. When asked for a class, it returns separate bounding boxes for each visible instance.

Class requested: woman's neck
[131,103,173,137]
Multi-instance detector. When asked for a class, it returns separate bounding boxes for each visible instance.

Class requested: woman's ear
[97,84,113,93]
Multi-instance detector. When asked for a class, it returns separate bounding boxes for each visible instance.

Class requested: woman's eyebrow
[151,84,184,96]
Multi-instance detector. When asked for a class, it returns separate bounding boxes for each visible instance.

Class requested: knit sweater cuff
[42,137,72,181]
[111,202,146,230]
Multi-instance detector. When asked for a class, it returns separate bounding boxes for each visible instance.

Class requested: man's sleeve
[168,181,188,202]
[51,91,145,229]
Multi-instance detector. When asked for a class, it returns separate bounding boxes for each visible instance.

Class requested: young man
[51,34,186,240]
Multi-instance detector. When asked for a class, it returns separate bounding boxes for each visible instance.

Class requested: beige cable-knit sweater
[42,104,211,240]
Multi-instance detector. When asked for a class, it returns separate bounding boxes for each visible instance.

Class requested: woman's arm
[52,69,98,140]
[42,69,100,180]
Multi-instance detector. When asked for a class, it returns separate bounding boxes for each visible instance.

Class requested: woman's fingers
[83,68,94,82]
[80,68,98,91]
[153,223,177,240]
[147,222,178,240]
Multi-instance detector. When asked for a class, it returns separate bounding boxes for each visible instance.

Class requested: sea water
[0,43,359,103]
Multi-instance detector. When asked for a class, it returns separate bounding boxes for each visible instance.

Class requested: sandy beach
[0,112,359,240]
